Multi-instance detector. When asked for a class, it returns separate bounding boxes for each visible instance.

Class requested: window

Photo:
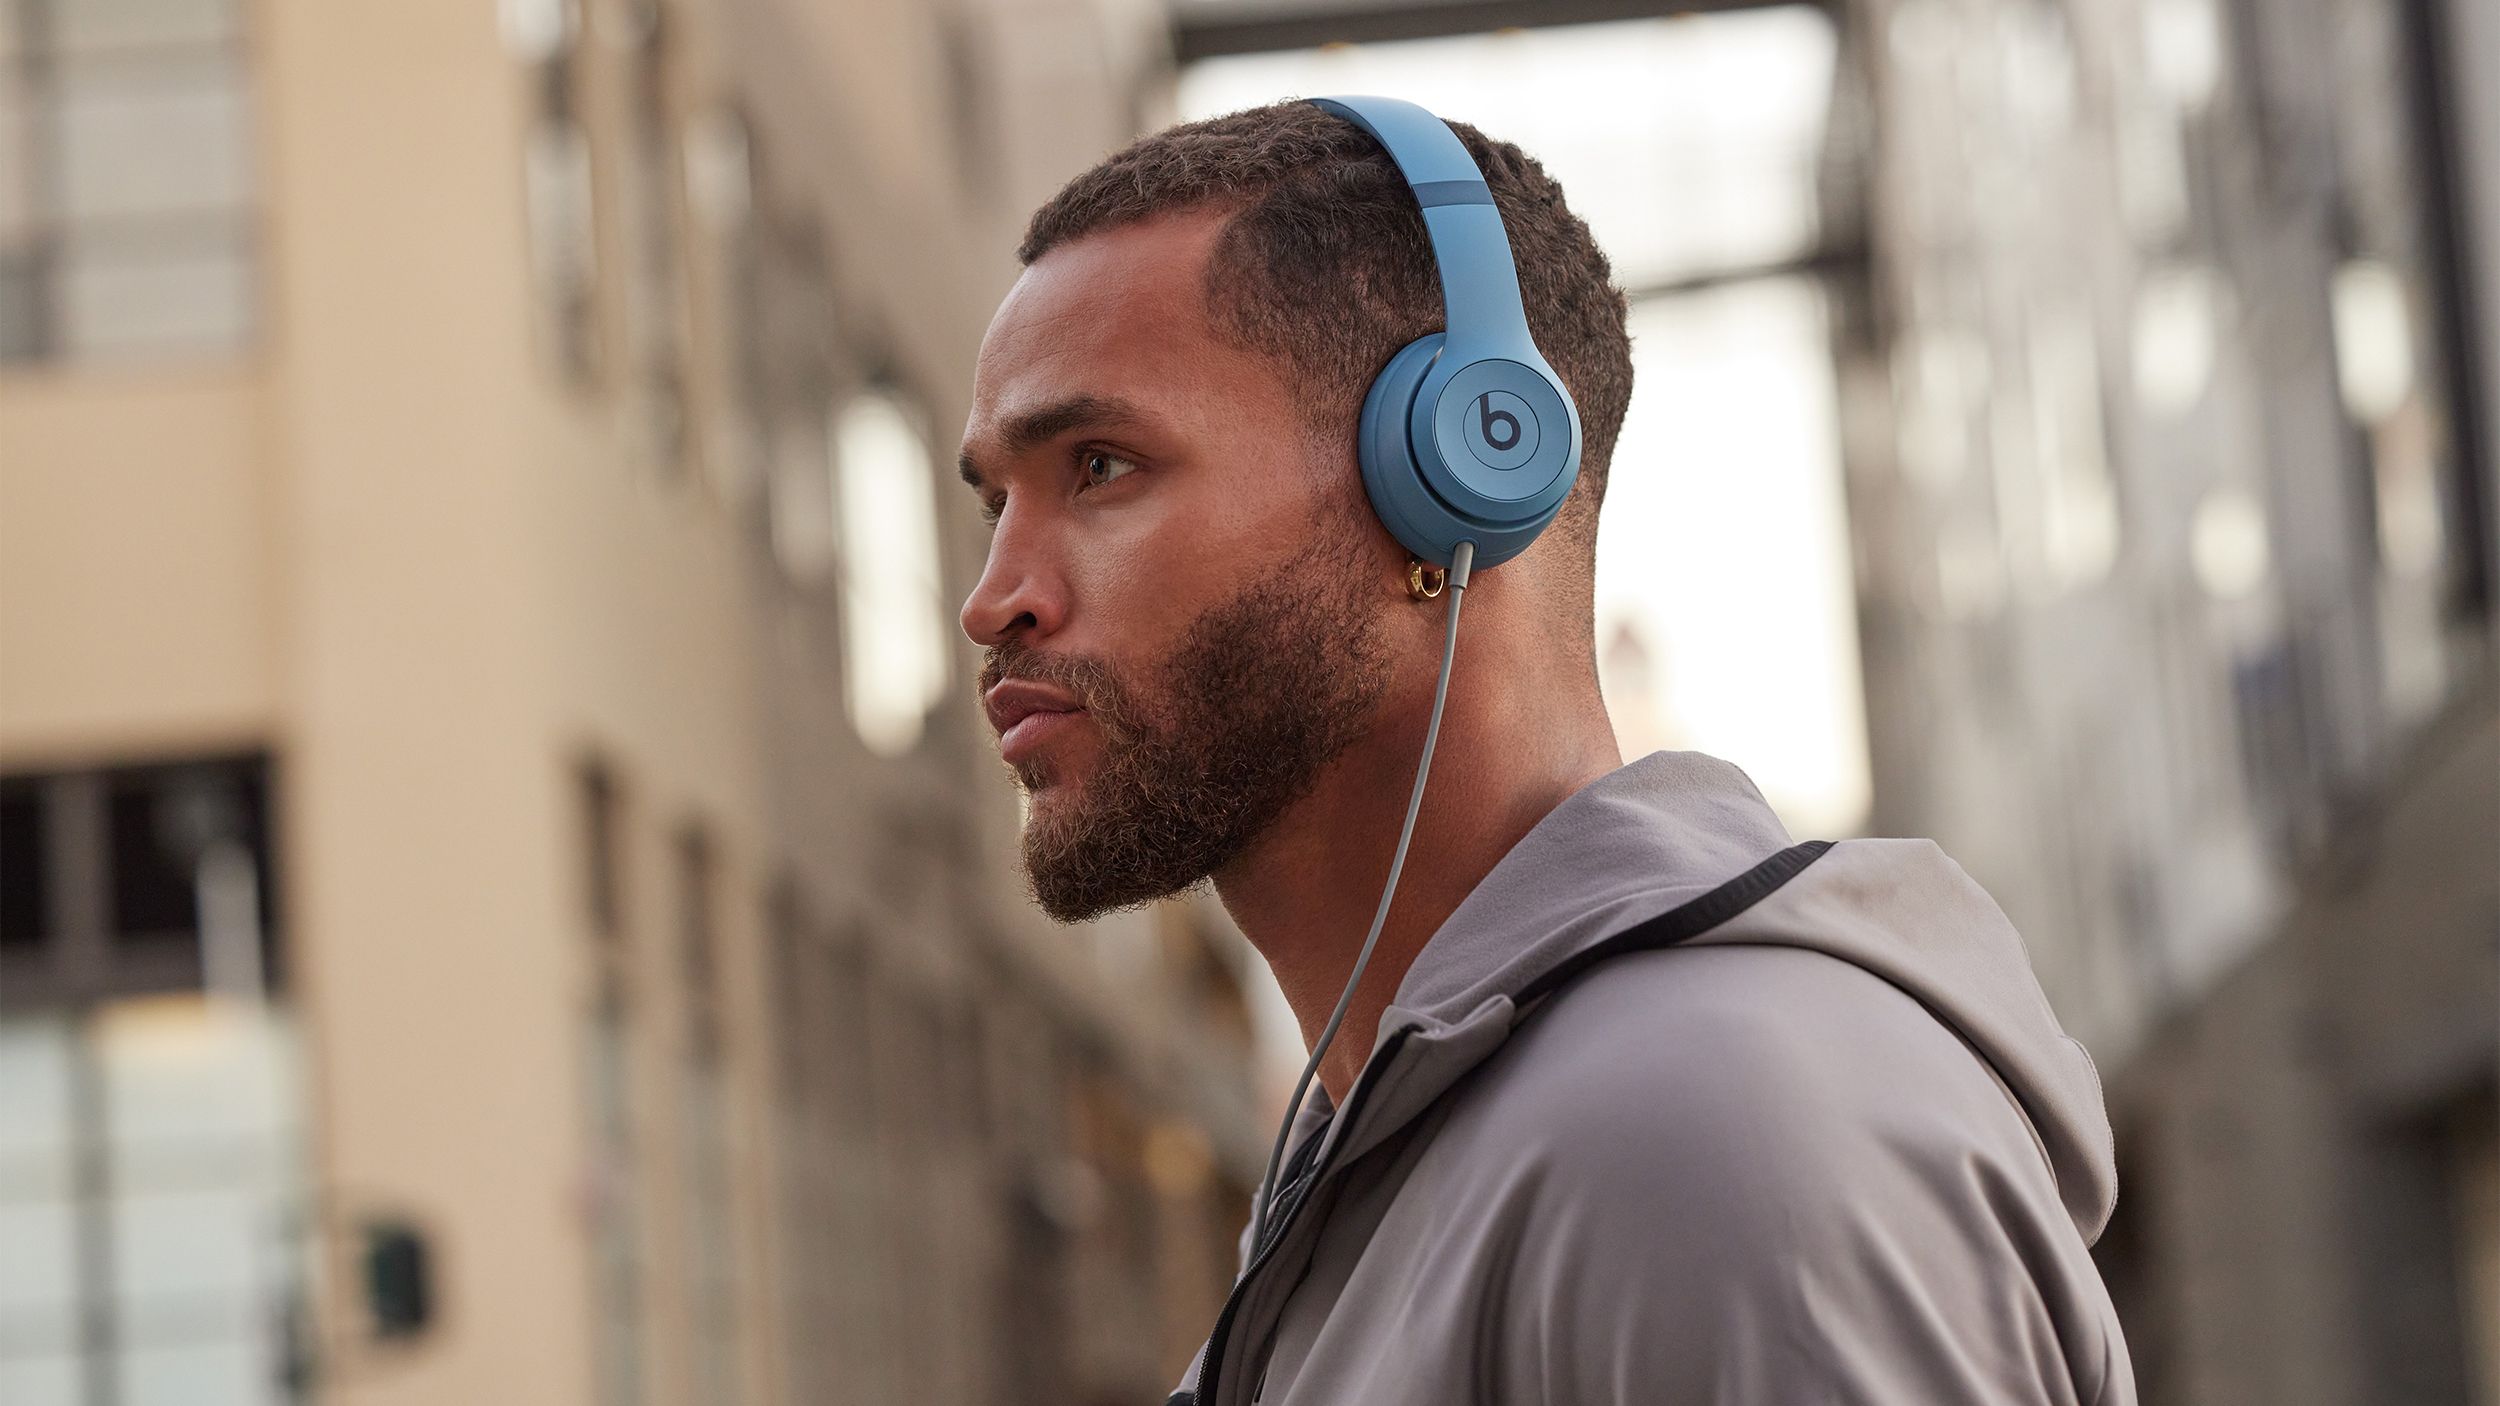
[581,985,644,1406]
[0,754,305,1405]
[744,195,841,584]
[1,0,258,363]
[623,0,688,473]
[1,778,44,951]
[674,824,740,1406]
[578,760,624,945]
[0,999,309,1406]
[681,1049,740,1406]
[833,388,950,756]
[675,825,719,1060]
[764,877,804,1103]
[1,756,279,1010]
[108,758,279,999]
[684,102,755,505]
[574,758,642,1406]
[515,0,600,385]
[2331,257,2470,728]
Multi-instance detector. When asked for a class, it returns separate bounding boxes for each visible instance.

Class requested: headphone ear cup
[1357,334,1454,565]
[1357,333,1581,569]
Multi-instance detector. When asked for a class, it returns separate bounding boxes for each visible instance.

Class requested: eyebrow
[958,393,1150,491]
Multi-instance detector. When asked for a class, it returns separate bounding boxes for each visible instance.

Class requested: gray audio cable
[1248,538,1476,1253]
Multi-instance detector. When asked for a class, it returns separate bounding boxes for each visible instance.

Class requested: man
[956,101,2136,1406]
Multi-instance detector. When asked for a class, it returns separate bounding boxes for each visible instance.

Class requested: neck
[1214,646,1620,1106]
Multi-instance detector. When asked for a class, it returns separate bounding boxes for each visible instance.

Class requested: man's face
[957,210,1397,921]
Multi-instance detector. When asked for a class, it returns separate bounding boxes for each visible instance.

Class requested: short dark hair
[1018,101,1634,585]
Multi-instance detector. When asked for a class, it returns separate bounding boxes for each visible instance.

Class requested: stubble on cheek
[990,522,1390,923]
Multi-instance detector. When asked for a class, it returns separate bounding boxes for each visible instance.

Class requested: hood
[1282,749,2119,1244]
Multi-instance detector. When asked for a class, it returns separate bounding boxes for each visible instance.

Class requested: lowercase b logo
[1477,394,1521,451]
[1461,389,1538,471]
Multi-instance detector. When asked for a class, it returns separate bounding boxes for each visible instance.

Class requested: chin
[1014,770,1092,829]
[1012,737,1105,798]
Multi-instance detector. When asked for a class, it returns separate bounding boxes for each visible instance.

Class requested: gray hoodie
[1171,750,2136,1405]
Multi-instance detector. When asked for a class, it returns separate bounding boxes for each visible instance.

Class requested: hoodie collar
[1264,753,1799,1193]
[1285,748,2119,1246]
[1391,750,1796,1024]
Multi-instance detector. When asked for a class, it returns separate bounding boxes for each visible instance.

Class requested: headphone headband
[1304,94,1581,570]
[1305,96,1538,362]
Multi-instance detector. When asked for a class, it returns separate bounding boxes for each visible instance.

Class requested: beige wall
[261,0,596,1401]
[2,0,1252,1403]
[0,371,279,757]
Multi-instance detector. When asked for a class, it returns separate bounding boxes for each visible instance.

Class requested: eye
[1079,450,1140,491]
[978,495,1006,527]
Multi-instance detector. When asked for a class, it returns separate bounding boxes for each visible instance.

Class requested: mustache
[978,641,1135,735]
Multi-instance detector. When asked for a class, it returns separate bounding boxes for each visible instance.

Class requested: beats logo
[1479,396,1520,450]
[1462,389,1538,471]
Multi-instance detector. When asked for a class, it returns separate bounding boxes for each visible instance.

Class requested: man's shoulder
[1382,938,2123,1406]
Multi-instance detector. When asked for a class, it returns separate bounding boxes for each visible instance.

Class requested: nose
[959,504,1066,649]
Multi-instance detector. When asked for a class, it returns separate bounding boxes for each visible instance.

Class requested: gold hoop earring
[1406,559,1448,601]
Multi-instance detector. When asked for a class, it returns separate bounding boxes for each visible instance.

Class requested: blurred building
[1842,0,2500,1401]
[0,3,1269,1406]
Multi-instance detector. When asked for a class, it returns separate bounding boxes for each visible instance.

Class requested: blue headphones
[1307,96,1582,571]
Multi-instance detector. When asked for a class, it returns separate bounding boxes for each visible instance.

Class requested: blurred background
[0,0,2492,1402]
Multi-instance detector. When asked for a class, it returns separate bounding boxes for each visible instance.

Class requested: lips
[983,678,1086,764]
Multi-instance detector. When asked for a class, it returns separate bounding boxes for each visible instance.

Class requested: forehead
[966,209,1268,446]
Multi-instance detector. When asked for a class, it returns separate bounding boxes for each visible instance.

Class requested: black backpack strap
[1512,840,1836,1012]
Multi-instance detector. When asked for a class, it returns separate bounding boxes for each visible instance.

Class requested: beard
[980,524,1391,923]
